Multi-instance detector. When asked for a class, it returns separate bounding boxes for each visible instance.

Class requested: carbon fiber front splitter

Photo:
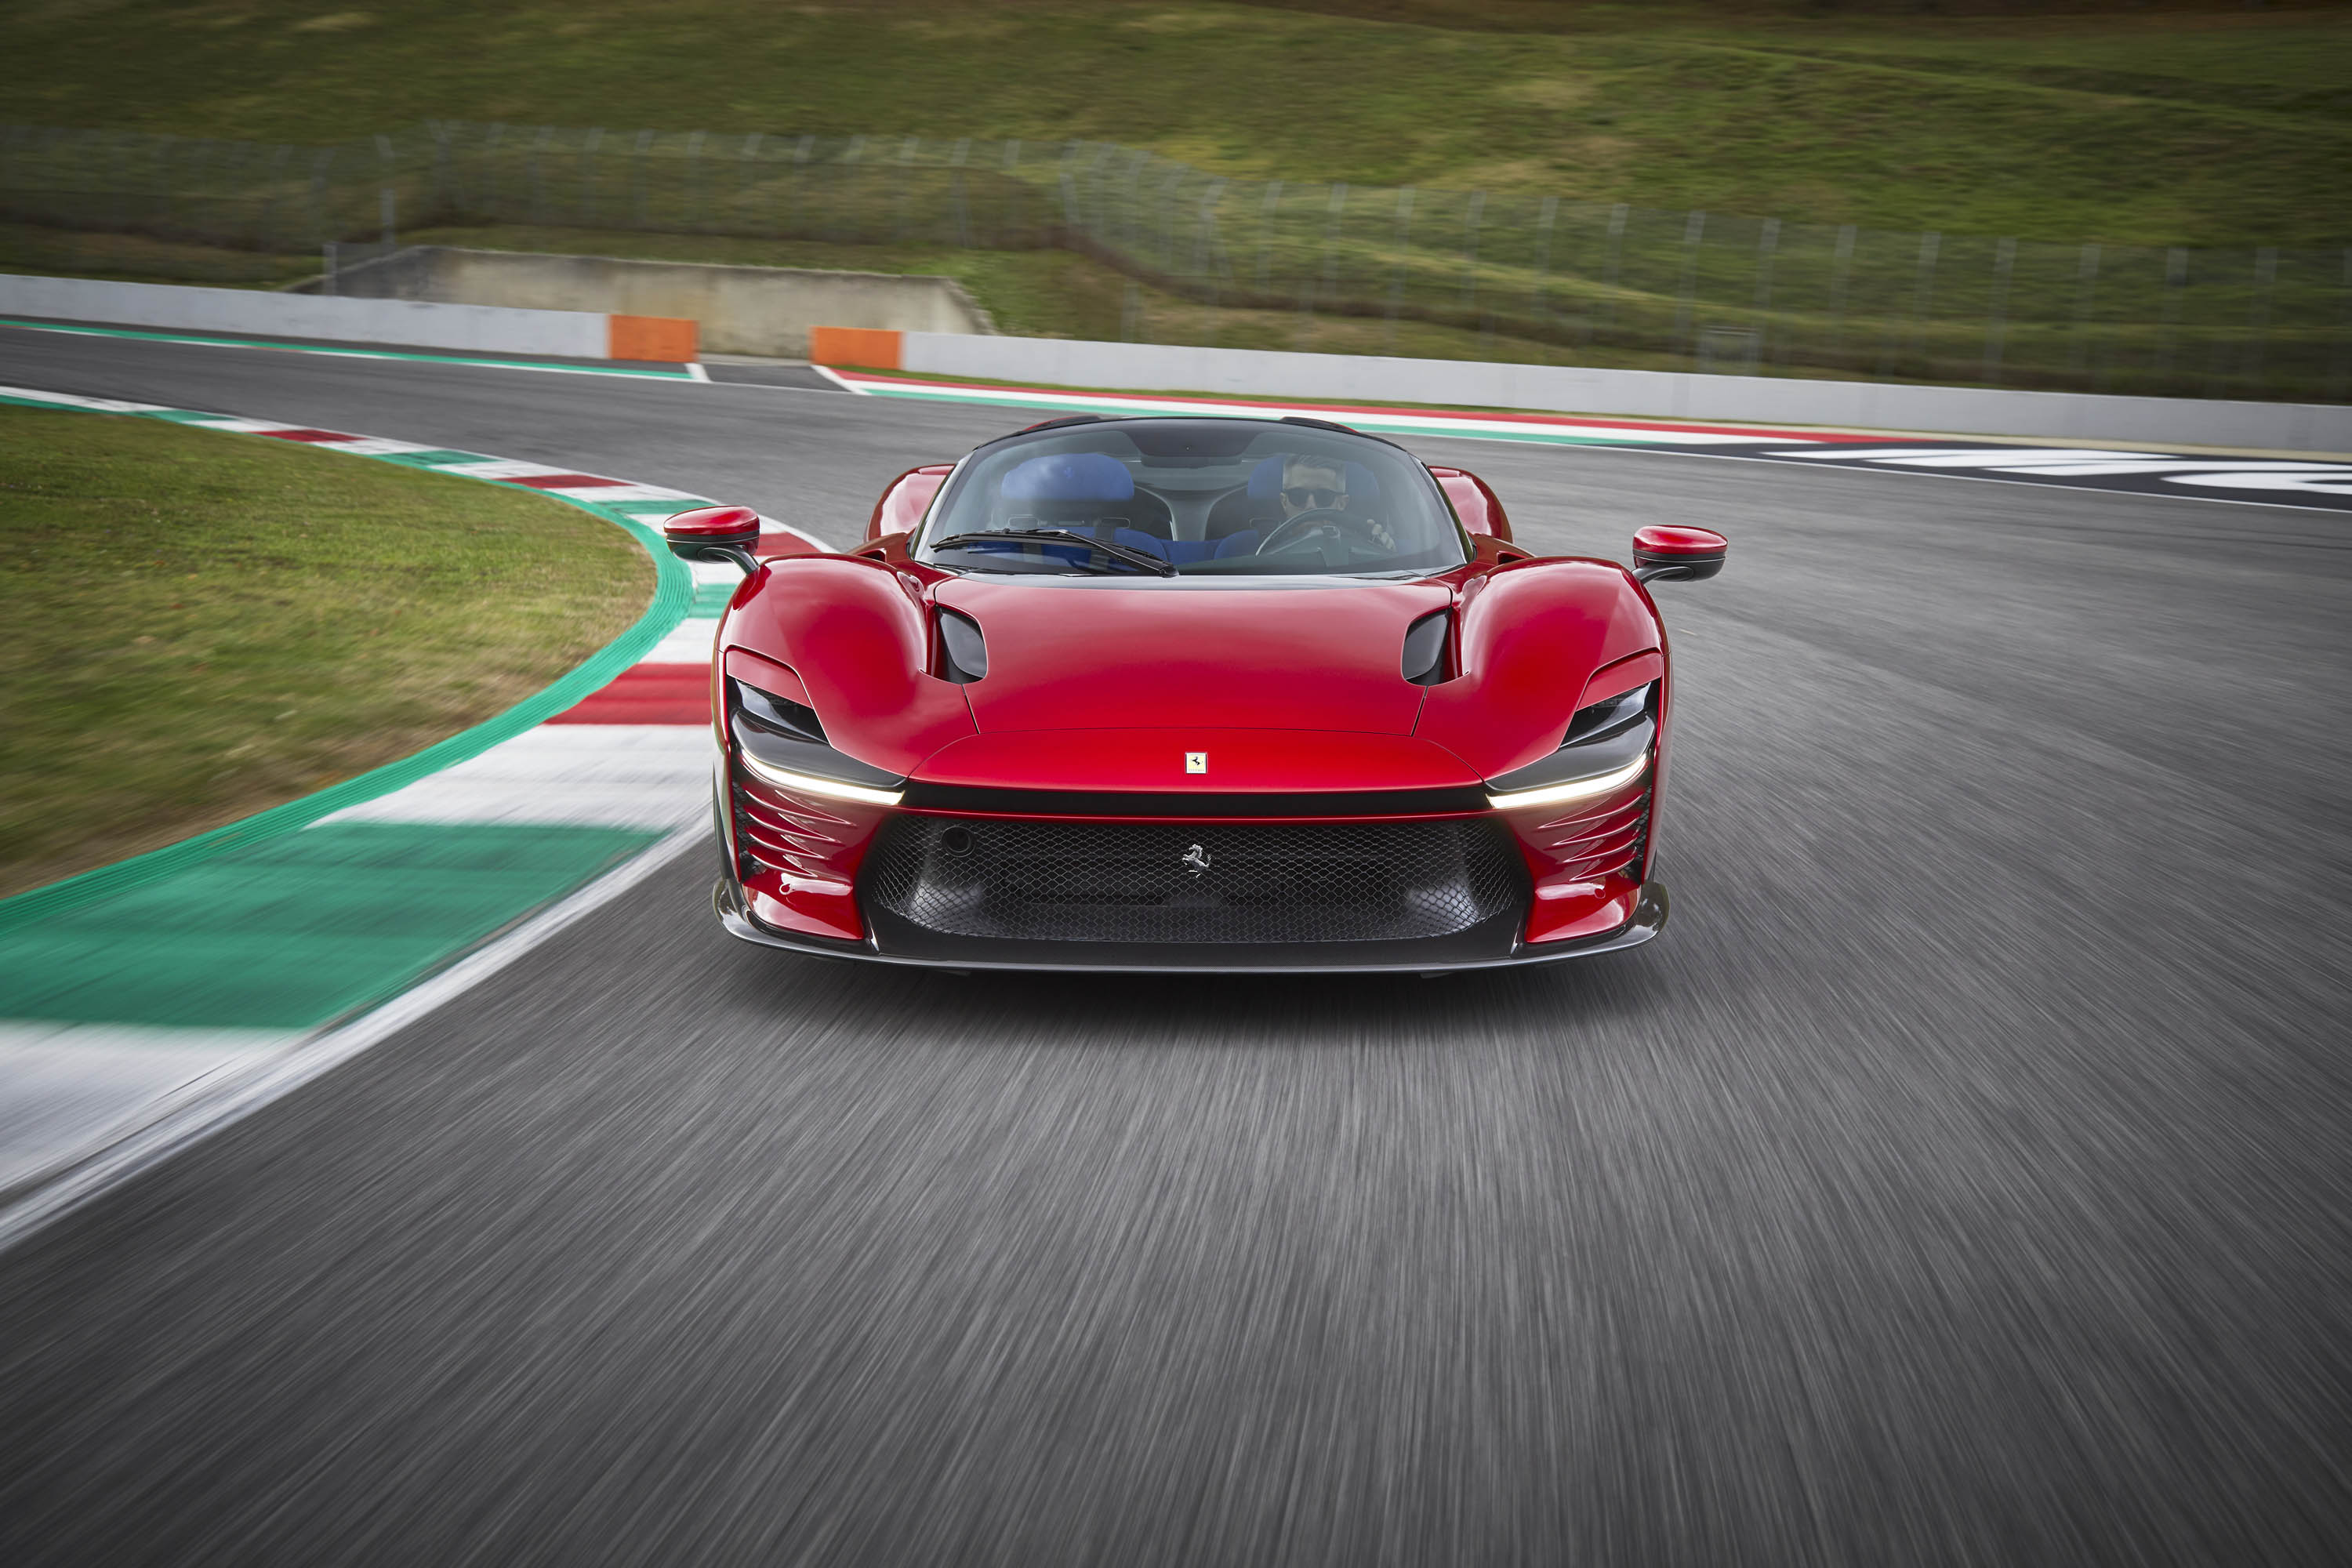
[713,876,1667,974]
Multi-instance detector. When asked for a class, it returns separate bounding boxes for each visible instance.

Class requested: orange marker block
[607,314,699,363]
[808,326,902,369]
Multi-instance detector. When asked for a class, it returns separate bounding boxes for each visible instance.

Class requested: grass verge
[0,406,651,898]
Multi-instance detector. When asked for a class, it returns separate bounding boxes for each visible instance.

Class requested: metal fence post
[1671,210,1706,366]
[842,135,869,243]
[1461,191,1486,313]
[1984,237,2016,385]
[1828,224,1857,365]
[1318,181,1348,314]
[1752,216,1780,364]
[1387,187,1415,350]
[1531,194,1557,324]
[1189,176,1227,323]
[2157,247,2187,384]
[481,122,505,223]
[379,183,395,250]
[2068,243,2101,379]
[793,134,813,238]
[2332,247,2352,402]
[1908,230,1940,371]
[580,126,604,227]
[1255,181,1283,295]
[685,129,706,227]
[735,132,760,233]
[942,136,967,249]
[893,135,920,242]
[429,119,452,219]
[1596,203,1628,339]
[1158,165,1188,270]
[307,146,334,245]
[1000,138,1021,246]
[2246,245,2278,392]
[528,126,551,223]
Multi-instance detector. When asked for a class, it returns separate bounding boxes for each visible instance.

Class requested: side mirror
[1632,525,1726,584]
[665,505,763,575]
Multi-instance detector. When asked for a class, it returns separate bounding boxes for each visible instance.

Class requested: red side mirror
[1632,525,1726,584]
[665,505,764,573]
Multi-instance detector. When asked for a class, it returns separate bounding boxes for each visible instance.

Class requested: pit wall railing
[5,121,2347,406]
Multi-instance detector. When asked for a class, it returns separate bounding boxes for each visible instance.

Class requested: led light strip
[737,749,906,808]
[1486,753,1652,812]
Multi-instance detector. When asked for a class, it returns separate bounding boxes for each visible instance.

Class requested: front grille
[862,815,1525,945]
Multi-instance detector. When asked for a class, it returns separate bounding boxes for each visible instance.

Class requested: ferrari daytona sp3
[664,414,1725,972]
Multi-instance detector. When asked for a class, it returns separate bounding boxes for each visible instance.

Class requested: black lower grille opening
[863,816,1525,945]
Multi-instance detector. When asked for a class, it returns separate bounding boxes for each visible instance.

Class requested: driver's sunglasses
[1281,487,1348,508]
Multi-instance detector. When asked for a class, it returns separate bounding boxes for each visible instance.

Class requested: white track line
[0,826,702,1255]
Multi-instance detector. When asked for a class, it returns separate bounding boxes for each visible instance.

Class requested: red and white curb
[0,383,813,1227]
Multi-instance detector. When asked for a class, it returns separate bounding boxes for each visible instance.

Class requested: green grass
[0,406,651,897]
[2,1,2347,245]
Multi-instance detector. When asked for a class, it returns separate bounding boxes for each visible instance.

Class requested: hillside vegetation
[2,1,2347,245]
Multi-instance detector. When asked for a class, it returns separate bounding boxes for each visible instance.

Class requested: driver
[1274,456,1394,550]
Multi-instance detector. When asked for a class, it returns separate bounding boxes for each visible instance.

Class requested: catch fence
[5,121,2347,403]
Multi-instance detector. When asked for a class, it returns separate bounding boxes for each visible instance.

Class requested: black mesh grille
[863,815,1525,945]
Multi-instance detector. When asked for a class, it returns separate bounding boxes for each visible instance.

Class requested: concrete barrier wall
[0,272,611,360]
[896,333,2352,455]
[307,249,994,358]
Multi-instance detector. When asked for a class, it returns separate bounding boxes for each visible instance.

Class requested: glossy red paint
[664,504,762,550]
[1577,648,1664,711]
[865,464,953,542]
[702,422,1708,967]
[935,579,1450,738]
[734,772,889,942]
[1632,525,1729,582]
[914,728,1483,797]
[1632,524,1728,559]
[1496,767,1655,943]
[1526,878,1644,945]
[1428,466,1512,541]
[719,555,974,776]
[1417,558,1663,779]
[721,647,811,710]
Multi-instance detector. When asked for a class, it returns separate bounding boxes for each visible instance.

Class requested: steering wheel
[1254,507,1391,557]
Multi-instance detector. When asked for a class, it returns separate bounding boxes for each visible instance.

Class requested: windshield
[918,419,1467,579]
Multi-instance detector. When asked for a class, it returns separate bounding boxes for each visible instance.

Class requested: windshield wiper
[929,528,1175,577]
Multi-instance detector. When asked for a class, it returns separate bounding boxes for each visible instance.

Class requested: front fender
[1417,557,1662,779]
[721,555,975,776]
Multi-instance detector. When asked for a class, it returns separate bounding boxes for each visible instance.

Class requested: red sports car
[665,415,1724,972]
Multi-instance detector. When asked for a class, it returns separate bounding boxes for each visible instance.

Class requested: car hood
[934,578,1452,735]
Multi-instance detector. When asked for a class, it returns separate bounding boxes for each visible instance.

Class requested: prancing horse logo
[1181,844,1211,877]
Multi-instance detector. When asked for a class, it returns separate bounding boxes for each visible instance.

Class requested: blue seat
[1002,452,1134,503]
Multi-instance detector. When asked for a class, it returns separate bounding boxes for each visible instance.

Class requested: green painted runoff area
[0,396,696,1036]
[0,823,659,1029]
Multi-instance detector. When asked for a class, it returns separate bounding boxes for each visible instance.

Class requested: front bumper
[714,870,1667,974]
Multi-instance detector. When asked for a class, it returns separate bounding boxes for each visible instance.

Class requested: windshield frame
[913,417,1472,583]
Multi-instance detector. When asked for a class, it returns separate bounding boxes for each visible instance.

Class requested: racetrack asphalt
[2,325,2348,1565]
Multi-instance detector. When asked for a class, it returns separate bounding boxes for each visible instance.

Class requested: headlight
[1486,681,1656,811]
[728,678,906,807]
